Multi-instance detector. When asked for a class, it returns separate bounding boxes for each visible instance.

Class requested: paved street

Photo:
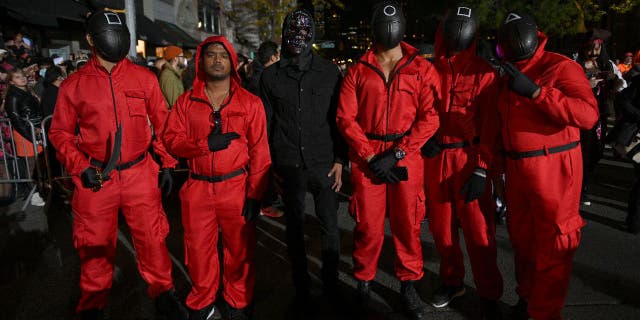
[1,146,639,320]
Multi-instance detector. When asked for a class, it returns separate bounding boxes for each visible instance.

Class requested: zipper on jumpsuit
[107,73,122,180]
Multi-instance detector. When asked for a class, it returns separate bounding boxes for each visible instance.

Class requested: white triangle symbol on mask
[505,13,522,24]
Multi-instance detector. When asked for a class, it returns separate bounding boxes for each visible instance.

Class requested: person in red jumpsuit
[49,9,185,320]
[482,13,599,320]
[336,1,440,318]
[422,7,503,318]
[163,35,271,320]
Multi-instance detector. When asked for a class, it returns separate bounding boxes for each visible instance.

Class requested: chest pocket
[271,84,297,114]
[312,87,333,112]
[450,78,478,109]
[124,90,150,140]
[226,111,247,137]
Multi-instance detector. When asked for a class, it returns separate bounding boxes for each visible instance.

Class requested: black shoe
[225,304,252,320]
[78,309,104,320]
[401,281,426,319]
[156,289,189,320]
[431,284,465,308]
[189,303,221,320]
[509,298,529,320]
[580,193,591,206]
[480,298,502,320]
[356,280,371,309]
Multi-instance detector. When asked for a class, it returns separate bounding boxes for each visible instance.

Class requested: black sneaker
[431,284,465,308]
[401,281,426,319]
[156,289,189,320]
[509,298,529,320]
[580,193,591,206]
[225,304,252,320]
[189,303,221,320]
[78,309,103,320]
[480,298,502,320]
[356,280,371,309]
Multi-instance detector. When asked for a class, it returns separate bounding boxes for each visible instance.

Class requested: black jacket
[260,53,347,168]
[6,85,42,142]
[41,84,59,118]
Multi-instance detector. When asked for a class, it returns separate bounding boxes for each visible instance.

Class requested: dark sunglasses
[209,110,222,134]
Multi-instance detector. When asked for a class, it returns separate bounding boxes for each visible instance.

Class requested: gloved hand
[421,137,442,158]
[503,61,540,98]
[208,132,241,152]
[81,167,102,189]
[368,150,398,180]
[242,198,261,223]
[460,167,487,203]
[158,168,174,196]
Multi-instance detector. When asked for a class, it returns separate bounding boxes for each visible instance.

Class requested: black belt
[190,167,247,183]
[90,153,146,171]
[365,130,410,142]
[439,136,479,149]
[506,141,580,160]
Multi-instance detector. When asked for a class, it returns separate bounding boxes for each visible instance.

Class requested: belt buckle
[543,146,549,156]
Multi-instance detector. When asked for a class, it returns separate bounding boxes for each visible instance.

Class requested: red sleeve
[474,71,498,170]
[245,96,271,200]
[147,77,178,168]
[397,63,440,155]
[336,67,376,161]
[477,81,504,175]
[162,94,210,158]
[48,83,90,176]
[531,60,599,130]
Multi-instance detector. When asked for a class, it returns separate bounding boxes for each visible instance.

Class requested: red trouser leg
[71,157,173,312]
[350,155,425,281]
[506,149,584,320]
[425,150,503,299]
[181,175,255,310]
[120,158,173,298]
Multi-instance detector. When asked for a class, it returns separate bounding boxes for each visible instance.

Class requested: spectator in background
[6,32,31,64]
[41,65,64,118]
[159,45,185,108]
[618,52,634,77]
[246,40,279,95]
[237,53,250,87]
[149,57,165,77]
[181,57,196,91]
[0,66,8,94]
[5,69,44,207]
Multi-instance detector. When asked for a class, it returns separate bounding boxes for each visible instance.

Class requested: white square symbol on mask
[457,7,471,18]
[104,12,122,25]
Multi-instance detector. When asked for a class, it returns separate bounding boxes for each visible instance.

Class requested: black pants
[276,164,340,295]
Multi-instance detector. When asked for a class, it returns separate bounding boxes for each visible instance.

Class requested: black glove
[242,198,261,223]
[208,132,241,152]
[81,167,101,189]
[369,150,399,180]
[158,168,174,196]
[460,168,487,203]
[503,61,540,98]
[421,137,442,158]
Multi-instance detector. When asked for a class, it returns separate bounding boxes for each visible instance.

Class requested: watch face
[395,149,405,159]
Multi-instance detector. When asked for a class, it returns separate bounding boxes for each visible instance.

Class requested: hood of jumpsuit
[192,35,241,95]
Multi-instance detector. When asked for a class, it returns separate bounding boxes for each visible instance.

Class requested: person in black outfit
[259,8,347,309]
[246,40,279,95]
[614,64,640,234]
[41,65,64,118]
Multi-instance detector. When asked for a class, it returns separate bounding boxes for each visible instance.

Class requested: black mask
[371,1,406,50]
[498,12,538,62]
[86,10,130,63]
[442,6,478,54]
[282,9,315,57]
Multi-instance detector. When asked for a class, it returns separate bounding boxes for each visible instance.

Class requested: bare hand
[328,163,343,192]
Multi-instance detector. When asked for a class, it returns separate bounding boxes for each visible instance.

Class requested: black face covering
[498,12,538,62]
[282,9,315,58]
[442,6,478,54]
[86,10,130,63]
[371,1,406,50]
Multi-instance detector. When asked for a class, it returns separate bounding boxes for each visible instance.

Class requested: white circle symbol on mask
[383,5,396,17]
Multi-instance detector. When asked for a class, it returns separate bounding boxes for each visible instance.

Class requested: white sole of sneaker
[431,288,466,308]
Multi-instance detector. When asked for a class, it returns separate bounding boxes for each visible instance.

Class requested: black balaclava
[371,1,406,50]
[442,6,478,55]
[281,9,315,71]
[86,9,130,63]
[498,12,538,62]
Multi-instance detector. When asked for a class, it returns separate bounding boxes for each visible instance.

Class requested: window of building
[198,0,220,34]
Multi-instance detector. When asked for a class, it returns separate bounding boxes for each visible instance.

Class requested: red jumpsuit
[163,36,271,310]
[424,33,503,300]
[482,32,599,319]
[49,57,178,312]
[337,42,440,281]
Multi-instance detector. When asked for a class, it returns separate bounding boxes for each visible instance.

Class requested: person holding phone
[336,1,440,318]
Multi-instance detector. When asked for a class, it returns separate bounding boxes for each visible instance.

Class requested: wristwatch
[394,147,406,160]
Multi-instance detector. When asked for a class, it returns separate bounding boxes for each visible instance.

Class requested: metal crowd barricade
[0,117,46,212]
